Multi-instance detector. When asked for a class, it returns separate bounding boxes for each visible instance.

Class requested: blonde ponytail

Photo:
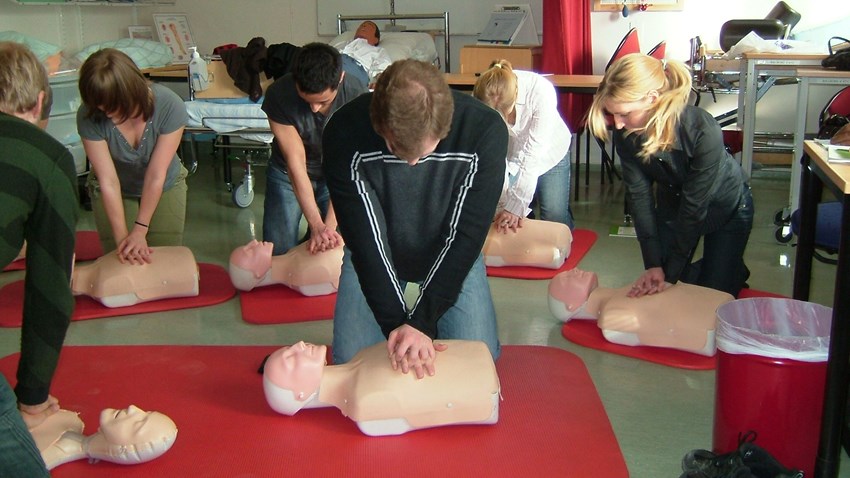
[473,59,518,117]
[642,59,691,157]
[587,53,692,161]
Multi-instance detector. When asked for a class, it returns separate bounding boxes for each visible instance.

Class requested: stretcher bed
[183,12,450,207]
[184,61,274,207]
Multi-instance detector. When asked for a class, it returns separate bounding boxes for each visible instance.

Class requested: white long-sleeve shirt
[499,70,572,217]
[332,38,393,83]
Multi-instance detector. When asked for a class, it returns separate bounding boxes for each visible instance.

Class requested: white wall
[3,0,847,73]
[0,1,319,59]
[1,0,847,134]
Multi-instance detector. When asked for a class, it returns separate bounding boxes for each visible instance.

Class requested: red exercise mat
[0,345,627,478]
[3,231,103,272]
[561,319,717,370]
[738,288,788,299]
[560,288,788,370]
[239,284,336,324]
[240,230,599,324]
[0,263,235,327]
[486,228,597,280]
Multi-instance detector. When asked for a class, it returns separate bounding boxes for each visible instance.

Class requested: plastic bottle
[188,47,209,92]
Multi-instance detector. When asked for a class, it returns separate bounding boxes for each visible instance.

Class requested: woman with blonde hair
[586,53,752,298]
[473,59,573,233]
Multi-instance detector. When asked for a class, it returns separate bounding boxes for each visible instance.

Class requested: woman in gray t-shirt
[77,48,189,263]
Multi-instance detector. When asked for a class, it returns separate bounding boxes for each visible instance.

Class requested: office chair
[765,1,802,36]
[718,1,801,52]
[719,19,786,52]
[790,202,840,265]
[820,86,850,131]
[647,41,666,60]
[778,87,849,260]
[574,29,639,200]
[605,28,640,71]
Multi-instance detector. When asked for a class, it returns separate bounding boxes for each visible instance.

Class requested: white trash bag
[716,298,831,362]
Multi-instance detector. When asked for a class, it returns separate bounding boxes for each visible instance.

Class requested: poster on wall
[128,25,154,41]
[152,13,196,63]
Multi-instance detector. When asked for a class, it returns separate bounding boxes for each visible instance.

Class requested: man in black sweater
[323,60,508,378]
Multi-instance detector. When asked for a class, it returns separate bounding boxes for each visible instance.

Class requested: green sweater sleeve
[0,118,79,406]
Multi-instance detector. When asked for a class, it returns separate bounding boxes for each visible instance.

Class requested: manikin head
[263,341,327,415]
[354,21,381,46]
[548,268,599,322]
[87,405,178,464]
[229,240,274,291]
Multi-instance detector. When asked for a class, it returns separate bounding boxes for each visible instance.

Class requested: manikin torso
[263,340,501,436]
[71,246,199,307]
[482,218,572,269]
[229,240,342,296]
[549,269,734,356]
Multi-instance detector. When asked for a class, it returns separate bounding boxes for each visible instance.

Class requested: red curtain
[541,0,593,131]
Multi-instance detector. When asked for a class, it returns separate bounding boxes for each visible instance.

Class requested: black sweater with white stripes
[323,91,508,338]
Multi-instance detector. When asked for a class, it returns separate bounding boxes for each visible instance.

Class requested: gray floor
[1,143,846,477]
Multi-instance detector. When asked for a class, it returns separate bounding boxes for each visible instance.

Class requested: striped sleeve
[0,117,78,405]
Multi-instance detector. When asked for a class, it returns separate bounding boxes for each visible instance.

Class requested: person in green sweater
[0,41,78,477]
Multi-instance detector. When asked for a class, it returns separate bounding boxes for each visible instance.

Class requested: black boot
[680,431,802,478]
[680,446,754,478]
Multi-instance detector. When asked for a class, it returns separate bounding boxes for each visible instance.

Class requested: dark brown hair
[79,48,153,123]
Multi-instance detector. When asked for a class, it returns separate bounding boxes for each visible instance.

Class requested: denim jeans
[659,184,754,297]
[262,162,330,256]
[332,247,501,364]
[0,377,50,477]
[532,151,574,229]
[341,54,369,87]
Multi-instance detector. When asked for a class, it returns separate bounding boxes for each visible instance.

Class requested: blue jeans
[341,54,369,87]
[262,163,330,256]
[532,151,574,229]
[332,248,501,364]
[0,377,49,477]
[660,184,754,297]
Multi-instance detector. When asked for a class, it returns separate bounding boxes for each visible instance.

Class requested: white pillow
[0,30,60,60]
[330,31,437,64]
[74,38,173,68]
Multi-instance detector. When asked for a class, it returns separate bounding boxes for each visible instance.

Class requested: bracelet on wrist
[134,221,149,228]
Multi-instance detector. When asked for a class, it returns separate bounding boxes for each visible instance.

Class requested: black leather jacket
[614,105,748,284]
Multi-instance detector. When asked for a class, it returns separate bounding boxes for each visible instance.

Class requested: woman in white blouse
[474,60,573,233]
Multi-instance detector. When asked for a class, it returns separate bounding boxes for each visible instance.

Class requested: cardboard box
[460,45,541,74]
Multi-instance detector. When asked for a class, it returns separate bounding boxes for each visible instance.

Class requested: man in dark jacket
[323,60,508,377]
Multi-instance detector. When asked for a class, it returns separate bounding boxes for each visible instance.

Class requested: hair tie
[493,63,503,69]
[661,59,668,70]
